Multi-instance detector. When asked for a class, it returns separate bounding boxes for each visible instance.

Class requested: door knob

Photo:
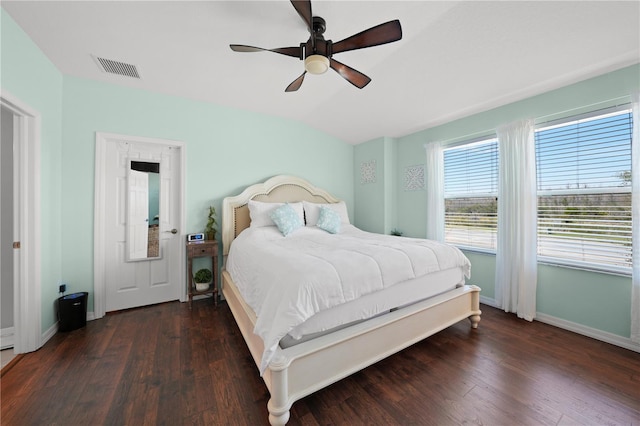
[165,228,178,234]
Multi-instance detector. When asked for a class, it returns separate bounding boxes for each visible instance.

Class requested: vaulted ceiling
[3,1,639,144]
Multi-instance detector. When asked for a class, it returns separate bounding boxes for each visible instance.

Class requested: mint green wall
[463,252,495,300]
[354,136,397,234]
[61,76,354,313]
[2,9,354,332]
[537,265,631,336]
[383,137,397,233]
[353,65,639,339]
[391,64,639,338]
[354,137,385,232]
[460,254,630,337]
[1,10,64,331]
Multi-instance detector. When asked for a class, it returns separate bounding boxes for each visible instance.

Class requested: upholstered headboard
[221,175,340,255]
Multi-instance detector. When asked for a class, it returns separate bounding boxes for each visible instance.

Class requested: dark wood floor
[2,299,639,425]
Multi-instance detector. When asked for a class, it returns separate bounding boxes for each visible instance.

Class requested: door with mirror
[103,138,182,311]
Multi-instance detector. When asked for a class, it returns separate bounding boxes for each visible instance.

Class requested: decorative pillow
[248,200,304,228]
[270,203,304,236]
[316,206,341,234]
[303,201,350,226]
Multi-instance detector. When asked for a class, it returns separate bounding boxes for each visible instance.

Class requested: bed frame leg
[267,360,290,425]
[468,286,481,329]
[267,404,290,426]
[469,314,481,329]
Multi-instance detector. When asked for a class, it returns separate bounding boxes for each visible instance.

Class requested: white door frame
[0,90,42,354]
[94,132,186,318]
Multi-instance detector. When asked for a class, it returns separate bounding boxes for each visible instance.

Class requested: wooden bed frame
[221,175,481,425]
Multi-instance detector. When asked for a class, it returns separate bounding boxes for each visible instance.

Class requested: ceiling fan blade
[285,72,307,92]
[290,0,313,32]
[230,44,302,59]
[332,20,402,54]
[329,58,371,89]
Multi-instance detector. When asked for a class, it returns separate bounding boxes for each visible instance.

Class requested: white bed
[221,175,481,425]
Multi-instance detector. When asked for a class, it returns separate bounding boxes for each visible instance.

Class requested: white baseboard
[535,312,640,354]
[41,321,57,346]
[41,312,96,347]
[480,296,498,308]
[478,298,640,354]
[40,303,640,356]
[1,327,15,350]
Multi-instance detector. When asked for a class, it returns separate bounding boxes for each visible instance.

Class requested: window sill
[536,257,631,278]
[457,246,496,256]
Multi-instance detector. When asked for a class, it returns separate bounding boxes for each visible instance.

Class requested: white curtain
[495,119,538,321]
[425,142,444,242]
[631,92,640,344]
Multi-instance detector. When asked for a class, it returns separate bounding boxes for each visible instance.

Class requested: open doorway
[0,92,42,359]
[1,105,15,365]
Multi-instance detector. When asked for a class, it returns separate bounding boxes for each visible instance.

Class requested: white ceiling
[3,1,639,144]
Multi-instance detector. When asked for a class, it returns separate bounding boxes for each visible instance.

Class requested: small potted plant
[205,206,217,241]
[193,268,212,291]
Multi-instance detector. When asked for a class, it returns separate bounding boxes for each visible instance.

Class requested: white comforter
[225,225,471,374]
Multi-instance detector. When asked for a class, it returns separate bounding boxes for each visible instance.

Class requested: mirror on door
[127,160,161,261]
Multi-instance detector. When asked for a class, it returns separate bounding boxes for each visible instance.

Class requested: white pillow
[248,200,304,228]
[303,200,350,226]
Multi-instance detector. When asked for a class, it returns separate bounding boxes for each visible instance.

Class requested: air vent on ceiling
[92,55,141,79]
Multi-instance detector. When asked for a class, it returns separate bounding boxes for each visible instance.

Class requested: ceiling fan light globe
[304,54,329,74]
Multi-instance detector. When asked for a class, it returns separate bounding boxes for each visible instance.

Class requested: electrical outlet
[59,283,66,293]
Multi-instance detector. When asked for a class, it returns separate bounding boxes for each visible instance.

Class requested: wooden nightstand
[186,240,218,309]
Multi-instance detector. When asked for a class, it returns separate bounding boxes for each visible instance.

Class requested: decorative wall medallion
[404,164,425,191]
[360,160,376,184]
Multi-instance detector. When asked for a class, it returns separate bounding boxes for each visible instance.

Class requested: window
[444,138,498,251]
[535,107,633,273]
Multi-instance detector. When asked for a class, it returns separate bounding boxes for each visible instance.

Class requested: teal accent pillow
[316,206,341,234]
[270,203,304,236]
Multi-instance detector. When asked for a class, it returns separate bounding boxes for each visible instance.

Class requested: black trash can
[58,292,88,332]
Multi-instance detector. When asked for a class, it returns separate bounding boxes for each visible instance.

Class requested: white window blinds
[444,138,498,251]
[535,108,633,272]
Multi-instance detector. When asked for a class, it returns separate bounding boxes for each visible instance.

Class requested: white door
[103,138,182,311]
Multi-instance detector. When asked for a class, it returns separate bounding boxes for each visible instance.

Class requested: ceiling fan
[229,0,402,92]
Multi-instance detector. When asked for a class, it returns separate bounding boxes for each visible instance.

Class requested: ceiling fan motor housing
[305,16,332,59]
[302,16,332,74]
